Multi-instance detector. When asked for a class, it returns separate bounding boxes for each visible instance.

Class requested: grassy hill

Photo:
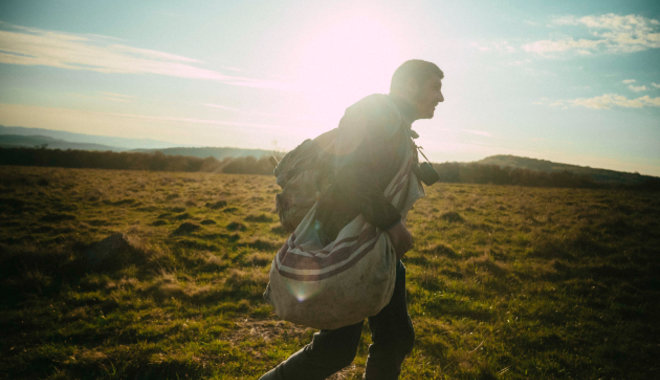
[0,126,277,161]
[134,147,277,160]
[1,165,658,379]
[0,134,119,151]
[2,126,655,187]
[478,154,654,185]
[0,125,175,150]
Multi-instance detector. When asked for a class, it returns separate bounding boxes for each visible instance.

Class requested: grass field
[1,165,658,379]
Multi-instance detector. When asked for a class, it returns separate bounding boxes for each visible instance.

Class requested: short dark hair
[390,59,443,93]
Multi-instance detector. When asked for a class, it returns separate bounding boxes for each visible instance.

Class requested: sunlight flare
[287,12,409,128]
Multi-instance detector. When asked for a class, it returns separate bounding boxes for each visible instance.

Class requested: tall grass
[1,165,658,379]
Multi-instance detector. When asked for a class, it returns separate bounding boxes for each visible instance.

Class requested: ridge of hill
[0,125,277,160]
[1,125,656,186]
[0,125,175,150]
[133,147,277,160]
[477,155,655,185]
[0,134,119,151]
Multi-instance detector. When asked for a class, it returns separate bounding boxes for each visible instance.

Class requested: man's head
[390,59,444,120]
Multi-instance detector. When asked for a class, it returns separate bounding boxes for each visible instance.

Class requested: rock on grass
[84,233,146,271]
[206,200,228,209]
[441,211,465,223]
[175,212,192,220]
[244,214,273,223]
[227,221,247,231]
[171,222,201,236]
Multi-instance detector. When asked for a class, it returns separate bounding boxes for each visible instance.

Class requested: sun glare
[289,12,409,130]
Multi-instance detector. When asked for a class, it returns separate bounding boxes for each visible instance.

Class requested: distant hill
[0,125,176,150]
[134,147,277,160]
[0,125,277,160]
[477,155,654,186]
[0,134,119,151]
[1,125,656,187]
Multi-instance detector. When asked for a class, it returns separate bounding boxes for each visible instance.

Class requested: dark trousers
[260,261,414,380]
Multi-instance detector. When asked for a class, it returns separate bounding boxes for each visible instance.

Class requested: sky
[0,0,659,175]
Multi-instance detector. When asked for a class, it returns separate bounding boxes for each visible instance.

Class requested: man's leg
[364,261,414,380]
[259,321,363,380]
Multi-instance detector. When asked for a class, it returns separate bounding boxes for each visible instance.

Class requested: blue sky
[0,0,659,175]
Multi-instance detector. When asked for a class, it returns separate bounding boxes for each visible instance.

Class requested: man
[261,59,444,380]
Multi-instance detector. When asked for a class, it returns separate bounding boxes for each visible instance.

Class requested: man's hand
[386,221,413,259]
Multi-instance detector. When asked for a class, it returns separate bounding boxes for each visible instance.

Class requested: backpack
[273,128,337,232]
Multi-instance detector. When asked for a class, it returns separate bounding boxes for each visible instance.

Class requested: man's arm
[337,158,413,259]
[332,95,404,232]
[387,221,413,259]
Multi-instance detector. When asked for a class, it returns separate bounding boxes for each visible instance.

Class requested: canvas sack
[264,145,423,329]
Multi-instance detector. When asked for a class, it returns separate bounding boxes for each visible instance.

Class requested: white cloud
[100,92,134,103]
[548,93,660,109]
[470,41,516,53]
[203,103,300,121]
[203,103,242,112]
[0,102,313,149]
[0,23,285,89]
[104,110,284,130]
[0,102,286,143]
[620,79,655,92]
[461,129,492,137]
[523,13,660,55]
[505,58,533,67]
[628,84,648,92]
[523,38,604,55]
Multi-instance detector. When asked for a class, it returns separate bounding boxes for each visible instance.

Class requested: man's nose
[437,91,444,103]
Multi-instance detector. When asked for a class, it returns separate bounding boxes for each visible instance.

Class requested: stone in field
[84,233,144,271]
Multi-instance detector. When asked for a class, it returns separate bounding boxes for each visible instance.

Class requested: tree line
[0,147,276,175]
[1,147,658,190]
[432,162,599,188]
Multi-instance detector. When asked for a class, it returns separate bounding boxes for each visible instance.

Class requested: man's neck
[388,94,417,124]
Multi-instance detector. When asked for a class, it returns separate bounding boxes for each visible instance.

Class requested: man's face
[412,75,444,119]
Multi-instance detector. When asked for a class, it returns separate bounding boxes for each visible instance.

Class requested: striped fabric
[265,140,424,329]
[275,151,421,280]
